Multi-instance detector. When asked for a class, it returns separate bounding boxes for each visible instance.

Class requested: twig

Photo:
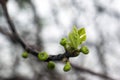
[0,1,116,80]
[71,63,115,80]
[1,1,26,48]
[0,1,75,61]
[0,27,17,43]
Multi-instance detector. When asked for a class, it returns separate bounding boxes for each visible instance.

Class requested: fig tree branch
[0,1,116,80]
[0,0,77,62]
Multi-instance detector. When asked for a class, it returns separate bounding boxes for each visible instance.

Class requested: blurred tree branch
[71,63,114,80]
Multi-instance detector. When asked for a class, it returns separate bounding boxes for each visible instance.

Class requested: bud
[38,52,48,61]
[22,51,28,58]
[60,38,67,46]
[47,61,55,70]
[63,62,71,72]
[80,46,89,54]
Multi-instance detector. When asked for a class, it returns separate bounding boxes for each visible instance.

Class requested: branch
[0,1,26,48]
[0,0,76,61]
[0,27,17,43]
[71,64,115,80]
[0,1,116,80]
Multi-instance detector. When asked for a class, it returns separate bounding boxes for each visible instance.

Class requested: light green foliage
[80,46,89,54]
[78,28,86,44]
[47,61,55,70]
[38,52,48,61]
[60,26,87,50]
[22,51,28,58]
[63,62,71,72]
[68,26,80,49]
[68,26,86,49]
[21,25,89,72]
[60,25,89,57]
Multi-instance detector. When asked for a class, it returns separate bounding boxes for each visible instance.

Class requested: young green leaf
[61,26,87,53]
[47,61,55,70]
[78,28,86,36]
[22,51,28,58]
[63,62,71,72]
[38,52,48,61]
[78,28,86,44]
[68,26,80,49]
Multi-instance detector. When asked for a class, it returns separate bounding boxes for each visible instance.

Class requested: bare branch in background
[71,64,114,80]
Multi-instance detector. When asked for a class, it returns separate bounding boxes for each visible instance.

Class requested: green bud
[60,38,67,46]
[63,62,71,72]
[38,52,48,61]
[22,51,28,58]
[47,61,55,70]
[80,46,89,54]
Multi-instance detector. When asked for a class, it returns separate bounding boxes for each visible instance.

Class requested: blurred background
[0,0,120,80]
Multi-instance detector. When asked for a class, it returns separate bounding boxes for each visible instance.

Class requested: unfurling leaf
[68,26,87,50]
[68,26,80,49]
[78,28,86,44]
[78,28,86,36]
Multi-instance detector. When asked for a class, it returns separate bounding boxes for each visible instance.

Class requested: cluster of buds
[21,26,89,72]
